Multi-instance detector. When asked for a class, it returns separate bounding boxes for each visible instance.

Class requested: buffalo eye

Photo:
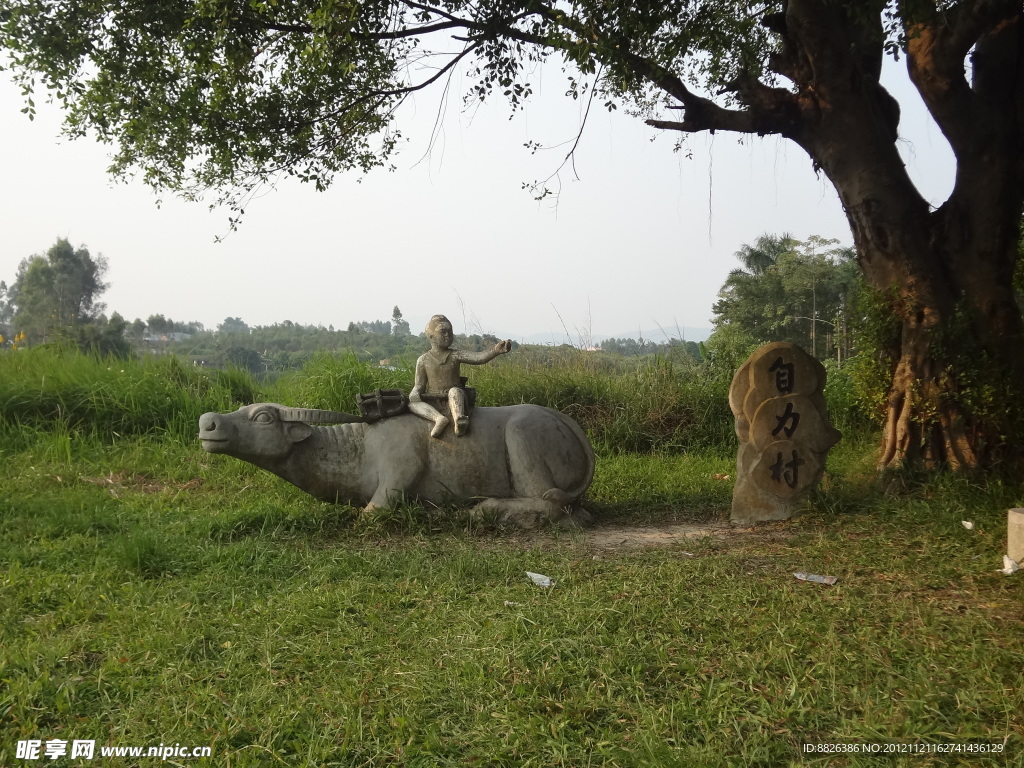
[252,411,275,424]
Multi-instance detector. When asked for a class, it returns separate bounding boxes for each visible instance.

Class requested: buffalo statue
[198,403,595,528]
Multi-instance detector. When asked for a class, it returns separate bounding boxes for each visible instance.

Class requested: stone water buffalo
[198,403,595,528]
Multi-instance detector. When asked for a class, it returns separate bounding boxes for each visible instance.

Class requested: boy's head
[425,315,454,347]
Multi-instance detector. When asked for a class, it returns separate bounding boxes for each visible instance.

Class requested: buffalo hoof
[470,498,593,530]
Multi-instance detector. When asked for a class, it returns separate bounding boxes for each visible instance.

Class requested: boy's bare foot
[430,415,450,438]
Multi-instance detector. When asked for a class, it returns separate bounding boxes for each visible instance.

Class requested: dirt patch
[584,521,751,551]
[487,520,765,553]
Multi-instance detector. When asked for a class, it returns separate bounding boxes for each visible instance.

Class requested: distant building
[143,332,193,343]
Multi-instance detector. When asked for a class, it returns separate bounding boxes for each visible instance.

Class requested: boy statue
[409,314,512,438]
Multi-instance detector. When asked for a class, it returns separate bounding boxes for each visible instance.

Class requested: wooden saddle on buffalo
[356,389,409,422]
[356,379,476,423]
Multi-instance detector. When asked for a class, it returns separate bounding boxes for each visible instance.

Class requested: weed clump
[115,530,176,578]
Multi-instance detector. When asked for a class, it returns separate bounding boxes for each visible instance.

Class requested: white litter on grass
[793,572,838,586]
[503,600,523,607]
[1000,556,1020,576]
[526,571,555,588]
[961,521,975,530]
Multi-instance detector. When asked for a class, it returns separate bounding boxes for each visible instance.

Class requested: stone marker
[1009,509,1024,563]
[729,342,841,524]
[198,402,595,529]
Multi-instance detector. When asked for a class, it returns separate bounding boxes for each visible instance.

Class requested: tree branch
[646,102,759,136]
[399,0,471,26]
[261,22,314,34]
[906,0,1021,159]
[939,0,1021,60]
[517,2,802,138]
[488,17,777,137]
[285,40,482,134]
[522,65,604,202]
[390,41,482,96]
[264,0,797,140]
[369,18,480,41]
[260,12,481,41]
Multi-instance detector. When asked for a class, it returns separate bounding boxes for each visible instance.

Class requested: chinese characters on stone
[729,343,841,524]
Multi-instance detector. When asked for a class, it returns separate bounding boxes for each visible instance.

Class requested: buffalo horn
[278,408,364,424]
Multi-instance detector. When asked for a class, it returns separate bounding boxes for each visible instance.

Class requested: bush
[821,358,875,437]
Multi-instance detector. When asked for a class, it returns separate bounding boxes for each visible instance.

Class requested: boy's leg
[449,388,469,435]
[409,399,449,437]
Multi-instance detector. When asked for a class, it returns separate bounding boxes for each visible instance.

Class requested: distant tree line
[4,238,827,375]
[0,255,530,373]
[176,312,431,372]
[600,337,702,360]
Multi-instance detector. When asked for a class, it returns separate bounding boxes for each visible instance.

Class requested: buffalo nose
[198,412,219,433]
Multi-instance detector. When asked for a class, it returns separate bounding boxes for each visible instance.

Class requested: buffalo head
[198,403,362,459]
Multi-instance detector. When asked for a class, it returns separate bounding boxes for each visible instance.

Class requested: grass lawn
[2,430,1022,767]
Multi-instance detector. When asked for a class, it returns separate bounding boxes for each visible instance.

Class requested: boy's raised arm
[456,339,512,365]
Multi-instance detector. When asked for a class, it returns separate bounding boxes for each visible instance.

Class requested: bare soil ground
[583,521,746,551]
[496,518,774,554]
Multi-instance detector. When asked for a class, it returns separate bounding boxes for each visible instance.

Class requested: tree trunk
[784,1,1024,472]
[854,229,1024,472]
[823,140,1024,473]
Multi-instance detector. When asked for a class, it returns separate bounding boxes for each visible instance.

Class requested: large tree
[734,233,799,277]
[711,234,860,363]
[2,0,1022,470]
[9,238,108,343]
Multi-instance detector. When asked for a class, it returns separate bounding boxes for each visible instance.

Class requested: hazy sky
[0,58,954,343]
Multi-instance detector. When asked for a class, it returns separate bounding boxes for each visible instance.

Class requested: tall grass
[0,348,260,442]
[475,350,736,453]
[275,351,413,412]
[0,346,862,456]
[273,349,739,454]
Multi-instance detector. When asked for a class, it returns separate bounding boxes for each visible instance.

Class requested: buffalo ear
[285,422,314,443]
